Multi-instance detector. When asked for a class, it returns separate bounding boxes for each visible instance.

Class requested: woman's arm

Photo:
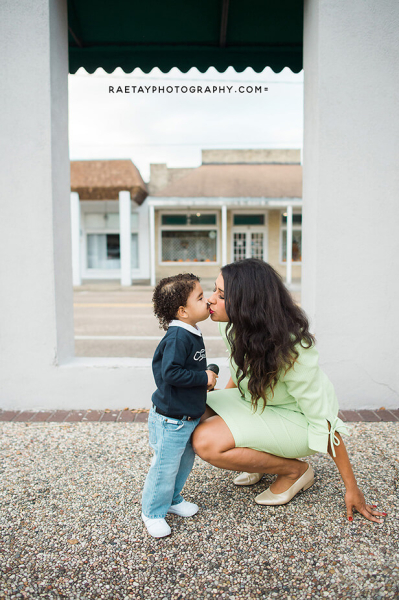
[225,376,237,389]
[283,345,386,523]
[209,376,236,392]
[327,431,386,523]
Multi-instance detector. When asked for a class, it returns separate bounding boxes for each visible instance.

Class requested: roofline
[201,161,301,166]
[147,197,302,207]
[70,158,134,163]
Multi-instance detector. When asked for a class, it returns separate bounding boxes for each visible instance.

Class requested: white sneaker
[142,512,171,538]
[167,500,199,517]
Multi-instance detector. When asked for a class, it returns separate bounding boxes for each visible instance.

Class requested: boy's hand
[206,370,218,390]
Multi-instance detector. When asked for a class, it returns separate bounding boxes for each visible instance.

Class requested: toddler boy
[141,273,217,538]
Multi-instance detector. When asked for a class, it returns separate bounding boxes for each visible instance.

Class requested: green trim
[68,0,303,74]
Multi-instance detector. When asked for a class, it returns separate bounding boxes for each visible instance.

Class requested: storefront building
[148,149,302,287]
[70,160,150,285]
[70,151,302,288]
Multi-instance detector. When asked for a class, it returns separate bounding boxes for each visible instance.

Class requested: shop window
[282,213,302,225]
[160,212,218,263]
[233,214,265,226]
[281,231,302,262]
[161,230,217,262]
[85,208,140,270]
[87,234,120,269]
[162,215,187,226]
[162,213,217,226]
[190,214,217,225]
[131,233,139,269]
[281,212,302,263]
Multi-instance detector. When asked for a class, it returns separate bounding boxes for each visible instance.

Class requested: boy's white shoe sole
[167,500,199,517]
[142,513,171,538]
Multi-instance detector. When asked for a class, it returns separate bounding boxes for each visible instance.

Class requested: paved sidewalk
[1,408,399,424]
[0,420,398,599]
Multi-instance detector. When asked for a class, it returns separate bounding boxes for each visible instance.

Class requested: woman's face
[207,273,229,322]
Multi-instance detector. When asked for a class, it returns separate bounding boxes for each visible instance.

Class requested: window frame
[81,204,141,276]
[85,230,121,272]
[159,210,219,265]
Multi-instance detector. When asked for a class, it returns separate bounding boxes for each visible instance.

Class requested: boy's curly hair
[153,273,200,330]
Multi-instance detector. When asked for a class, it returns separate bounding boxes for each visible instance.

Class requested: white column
[119,191,132,286]
[302,0,399,407]
[149,204,156,286]
[286,205,293,286]
[70,192,81,286]
[0,0,157,411]
[137,200,150,279]
[221,205,227,266]
[0,0,74,373]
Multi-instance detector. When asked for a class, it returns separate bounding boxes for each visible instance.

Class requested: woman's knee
[192,417,235,461]
[192,424,214,460]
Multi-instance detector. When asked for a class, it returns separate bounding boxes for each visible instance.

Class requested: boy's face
[178,281,210,326]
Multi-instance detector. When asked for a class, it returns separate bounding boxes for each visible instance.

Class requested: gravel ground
[0,422,398,600]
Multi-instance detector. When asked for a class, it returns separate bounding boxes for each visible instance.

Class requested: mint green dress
[206,323,350,459]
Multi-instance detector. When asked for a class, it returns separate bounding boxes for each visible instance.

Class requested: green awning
[68,0,303,74]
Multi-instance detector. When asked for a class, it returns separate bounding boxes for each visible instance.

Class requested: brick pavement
[0,408,398,423]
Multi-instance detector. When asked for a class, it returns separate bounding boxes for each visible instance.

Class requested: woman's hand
[327,430,387,524]
[344,484,386,524]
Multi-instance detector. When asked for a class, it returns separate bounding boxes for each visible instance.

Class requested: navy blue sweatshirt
[152,322,208,418]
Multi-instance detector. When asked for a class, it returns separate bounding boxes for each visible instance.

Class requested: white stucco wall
[302,0,399,407]
[0,0,74,369]
[0,0,170,410]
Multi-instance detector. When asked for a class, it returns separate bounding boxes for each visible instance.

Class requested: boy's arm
[161,337,208,388]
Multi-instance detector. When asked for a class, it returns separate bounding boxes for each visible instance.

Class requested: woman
[192,259,386,523]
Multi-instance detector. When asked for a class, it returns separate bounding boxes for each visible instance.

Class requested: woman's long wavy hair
[222,259,315,411]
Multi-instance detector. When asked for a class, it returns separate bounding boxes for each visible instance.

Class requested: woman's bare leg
[192,415,308,494]
[200,405,217,423]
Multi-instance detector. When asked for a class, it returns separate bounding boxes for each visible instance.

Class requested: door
[233,230,265,261]
[250,232,264,260]
[233,232,247,261]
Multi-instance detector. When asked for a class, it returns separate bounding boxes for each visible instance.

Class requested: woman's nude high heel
[255,464,315,505]
[233,472,264,486]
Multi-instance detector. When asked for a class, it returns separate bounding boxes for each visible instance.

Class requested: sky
[68,67,304,182]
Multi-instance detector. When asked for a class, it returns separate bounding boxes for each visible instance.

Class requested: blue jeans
[141,406,201,519]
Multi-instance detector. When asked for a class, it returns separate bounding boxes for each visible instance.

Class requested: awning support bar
[219,0,230,48]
